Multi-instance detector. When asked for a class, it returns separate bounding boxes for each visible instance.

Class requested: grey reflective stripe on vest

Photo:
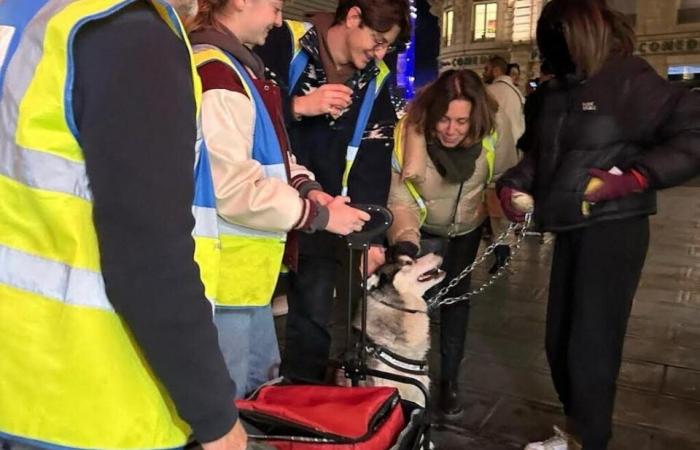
[0,244,112,311]
[218,220,286,241]
[0,144,92,200]
[0,0,91,200]
[0,0,114,311]
[192,205,218,238]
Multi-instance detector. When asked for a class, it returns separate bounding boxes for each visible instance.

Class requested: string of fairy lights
[392,0,417,116]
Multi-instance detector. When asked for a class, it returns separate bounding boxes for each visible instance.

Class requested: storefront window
[473,1,497,41]
[668,65,700,80]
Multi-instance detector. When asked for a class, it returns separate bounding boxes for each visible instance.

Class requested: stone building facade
[430,0,700,86]
[634,0,700,84]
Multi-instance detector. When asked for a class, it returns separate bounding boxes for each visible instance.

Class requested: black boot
[489,245,511,274]
[439,380,463,415]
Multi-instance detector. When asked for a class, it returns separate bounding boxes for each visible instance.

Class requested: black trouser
[429,225,484,383]
[547,217,649,450]
[282,239,358,382]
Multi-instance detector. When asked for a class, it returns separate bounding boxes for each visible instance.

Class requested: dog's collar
[366,342,428,376]
[372,297,427,314]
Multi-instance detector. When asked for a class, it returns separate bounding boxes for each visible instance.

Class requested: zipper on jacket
[448,182,465,238]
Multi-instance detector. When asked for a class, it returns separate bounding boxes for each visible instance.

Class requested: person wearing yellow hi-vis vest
[255,0,412,384]
[0,0,247,449]
[386,69,514,417]
[187,0,370,399]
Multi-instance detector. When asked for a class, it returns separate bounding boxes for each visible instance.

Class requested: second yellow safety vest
[0,1,206,448]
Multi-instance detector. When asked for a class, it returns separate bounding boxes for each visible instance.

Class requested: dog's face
[379,253,445,298]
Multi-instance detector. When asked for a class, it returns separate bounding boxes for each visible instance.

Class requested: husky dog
[353,253,445,406]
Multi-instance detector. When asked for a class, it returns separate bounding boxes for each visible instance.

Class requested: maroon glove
[584,168,648,203]
[498,186,527,223]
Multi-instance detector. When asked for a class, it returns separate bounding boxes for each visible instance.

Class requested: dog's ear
[377,261,401,284]
[386,242,419,264]
[376,255,415,286]
[378,255,414,279]
[396,255,414,267]
[378,262,397,277]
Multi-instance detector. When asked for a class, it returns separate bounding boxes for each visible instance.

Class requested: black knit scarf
[426,139,482,183]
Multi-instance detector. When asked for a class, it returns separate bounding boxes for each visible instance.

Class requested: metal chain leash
[426,213,533,312]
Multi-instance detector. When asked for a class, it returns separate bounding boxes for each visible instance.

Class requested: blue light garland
[396,0,417,100]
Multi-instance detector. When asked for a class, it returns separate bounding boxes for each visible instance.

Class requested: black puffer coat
[499,56,700,231]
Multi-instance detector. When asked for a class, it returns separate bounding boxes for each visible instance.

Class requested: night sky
[413,0,440,89]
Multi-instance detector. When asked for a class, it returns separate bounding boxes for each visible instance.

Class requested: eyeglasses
[369,29,397,54]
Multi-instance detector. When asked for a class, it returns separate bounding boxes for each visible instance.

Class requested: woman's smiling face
[434,99,472,148]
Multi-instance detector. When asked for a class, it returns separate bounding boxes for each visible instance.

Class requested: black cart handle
[345,204,393,248]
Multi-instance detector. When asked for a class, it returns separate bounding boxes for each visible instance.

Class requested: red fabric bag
[236,385,406,449]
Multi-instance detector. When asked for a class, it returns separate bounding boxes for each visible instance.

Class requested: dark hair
[537,0,635,77]
[334,0,411,45]
[406,70,498,146]
[487,55,508,74]
[539,59,554,76]
[507,63,521,76]
[188,0,229,33]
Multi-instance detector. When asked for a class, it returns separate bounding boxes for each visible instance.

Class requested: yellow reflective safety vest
[193,45,288,308]
[192,119,222,303]
[0,1,204,448]
[392,117,497,226]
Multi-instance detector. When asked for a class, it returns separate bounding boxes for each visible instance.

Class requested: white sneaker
[524,426,581,450]
[271,295,288,317]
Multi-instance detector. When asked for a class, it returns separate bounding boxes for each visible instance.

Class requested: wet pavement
[275,183,700,450]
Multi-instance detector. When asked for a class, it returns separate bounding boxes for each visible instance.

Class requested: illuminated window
[512,0,534,42]
[474,1,498,41]
[668,65,700,82]
[442,9,454,46]
[679,0,700,24]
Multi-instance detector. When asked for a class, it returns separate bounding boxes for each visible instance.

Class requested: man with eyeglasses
[256,0,411,384]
